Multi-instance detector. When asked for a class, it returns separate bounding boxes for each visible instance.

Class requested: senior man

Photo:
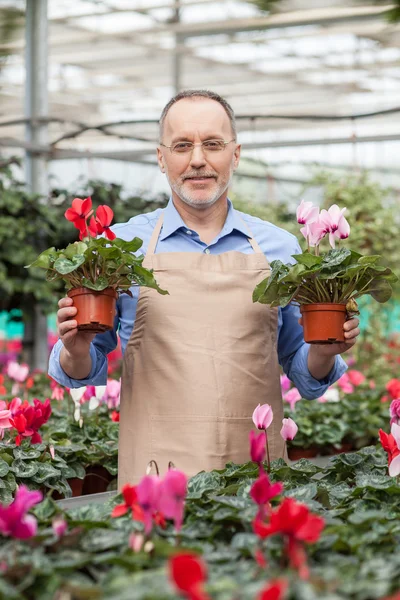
[49,89,359,486]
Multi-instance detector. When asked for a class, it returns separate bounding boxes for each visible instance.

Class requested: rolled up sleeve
[287,343,347,399]
[48,340,109,388]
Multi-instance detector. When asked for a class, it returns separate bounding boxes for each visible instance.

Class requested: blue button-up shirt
[49,199,347,398]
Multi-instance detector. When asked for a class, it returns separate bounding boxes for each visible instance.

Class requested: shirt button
[186,230,192,235]
[205,248,210,254]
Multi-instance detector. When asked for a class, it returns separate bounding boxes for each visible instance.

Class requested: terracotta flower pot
[51,477,84,500]
[67,287,117,334]
[287,446,318,460]
[82,465,115,495]
[300,303,347,344]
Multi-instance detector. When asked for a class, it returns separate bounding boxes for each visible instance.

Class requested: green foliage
[0,164,168,315]
[1,447,400,598]
[285,389,389,452]
[29,235,168,295]
[253,247,397,307]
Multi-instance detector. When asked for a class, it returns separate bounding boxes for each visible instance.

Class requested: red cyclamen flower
[258,579,288,600]
[250,470,283,509]
[95,205,116,240]
[379,428,400,466]
[169,552,211,600]
[9,398,51,445]
[386,379,400,400]
[111,483,145,524]
[253,497,325,579]
[64,197,93,237]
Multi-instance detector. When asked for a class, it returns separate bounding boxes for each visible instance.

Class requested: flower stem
[265,431,271,472]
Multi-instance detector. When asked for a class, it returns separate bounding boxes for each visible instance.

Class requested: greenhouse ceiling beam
[50,0,219,21]
[65,5,394,39]
[3,131,400,160]
[1,4,393,54]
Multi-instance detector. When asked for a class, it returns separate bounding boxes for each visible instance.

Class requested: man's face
[157,98,241,209]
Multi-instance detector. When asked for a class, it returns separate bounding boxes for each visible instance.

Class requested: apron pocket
[149,414,254,477]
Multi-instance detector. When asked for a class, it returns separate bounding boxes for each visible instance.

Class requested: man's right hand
[57,296,96,360]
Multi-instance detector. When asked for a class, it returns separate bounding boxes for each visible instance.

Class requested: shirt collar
[159,198,250,241]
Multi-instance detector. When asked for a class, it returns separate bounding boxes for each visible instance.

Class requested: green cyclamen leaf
[54,255,86,274]
[291,252,323,268]
[25,247,57,269]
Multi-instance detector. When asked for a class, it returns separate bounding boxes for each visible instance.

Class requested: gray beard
[170,176,232,210]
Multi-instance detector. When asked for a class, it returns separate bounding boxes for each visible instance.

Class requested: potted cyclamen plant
[253,201,398,343]
[27,196,167,333]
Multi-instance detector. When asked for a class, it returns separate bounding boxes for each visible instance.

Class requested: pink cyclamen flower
[159,469,188,531]
[300,219,327,247]
[52,516,67,538]
[6,361,29,383]
[283,388,302,411]
[0,485,42,539]
[249,430,266,464]
[296,200,319,226]
[280,418,298,441]
[136,475,161,535]
[51,385,64,401]
[337,373,354,394]
[250,470,283,508]
[9,397,22,415]
[319,205,350,249]
[347,370,366,387]
[390,399,400,426]
[280,375,291,393]
[389,423,400,477]
[0,406,11,431]
[105,379,121,409]
[252,404,273,430]
[129,532,144,552]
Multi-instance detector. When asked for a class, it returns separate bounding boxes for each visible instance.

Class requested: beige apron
[118,212,285,487]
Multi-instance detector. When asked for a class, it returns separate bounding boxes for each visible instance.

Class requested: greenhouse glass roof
[1,0,400,196]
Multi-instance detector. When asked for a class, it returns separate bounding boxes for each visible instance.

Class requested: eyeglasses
[160,139,236,155]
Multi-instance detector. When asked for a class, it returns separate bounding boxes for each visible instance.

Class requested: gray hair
[159,89,237,142]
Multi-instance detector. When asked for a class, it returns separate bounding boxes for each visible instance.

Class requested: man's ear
[233,143,241,171]
[157,147,165,173]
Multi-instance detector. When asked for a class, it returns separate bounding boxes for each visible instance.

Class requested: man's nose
[189,145,207,168]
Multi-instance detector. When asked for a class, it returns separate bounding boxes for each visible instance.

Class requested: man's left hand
[313,316,360,357]
[304,316,360,381]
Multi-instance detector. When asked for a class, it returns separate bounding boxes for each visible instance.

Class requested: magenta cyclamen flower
[280,375,291,393]
[250,470,283,507]
[249,430,266,464]
[390,399,400,426]
[136,475,161,534]
[280,418,298,441]
[0,485,42,539]
[252,404,273,430]
[158,469,187,531]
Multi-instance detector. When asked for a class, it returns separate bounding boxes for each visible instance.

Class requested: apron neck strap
[146,212,264,256]
[238,217,264,254]
[147,212,165,255]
